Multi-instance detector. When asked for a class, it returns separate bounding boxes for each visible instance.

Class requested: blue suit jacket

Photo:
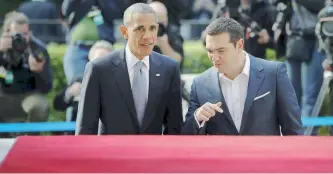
[182,55,304,135]
[76,48,183,135]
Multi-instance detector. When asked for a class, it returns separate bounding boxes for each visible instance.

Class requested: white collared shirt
[125,45,150,98]
[196,52,250,132]
[219,52,250,132]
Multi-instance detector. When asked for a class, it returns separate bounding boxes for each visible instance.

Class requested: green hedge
[47,41,331,135]
[47,43,67,121]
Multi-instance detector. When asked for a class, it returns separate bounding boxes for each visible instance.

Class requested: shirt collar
[125,44,150,70]
[242,51,250,77]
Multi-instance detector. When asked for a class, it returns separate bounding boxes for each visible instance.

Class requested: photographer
[274,0,326,117]
[149,1,190,104]
[53,40,112,135]
[53,40,113,122]
[0,12,52,125]
[149,1,184,65]
[239,0,277,59]
[315,4,333,135]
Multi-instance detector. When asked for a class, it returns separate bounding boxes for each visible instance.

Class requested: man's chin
[142,48,153,55]
[213,66,224,73]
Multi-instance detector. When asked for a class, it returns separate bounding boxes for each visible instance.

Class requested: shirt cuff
[194,109,205,128]
[64,88,72,103]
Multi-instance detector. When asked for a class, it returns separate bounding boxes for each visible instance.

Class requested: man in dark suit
[76,3,183,135]
[182,17,304,135]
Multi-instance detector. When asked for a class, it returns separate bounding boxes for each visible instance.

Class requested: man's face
[206,32,243,73]
[122,13,158,59]
[149,3,168,26]
[9,23,30,43]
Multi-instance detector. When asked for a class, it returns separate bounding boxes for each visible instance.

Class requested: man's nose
[143,30,155,39]
[211,52,220,61]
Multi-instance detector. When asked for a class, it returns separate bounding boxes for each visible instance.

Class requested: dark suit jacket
[182,55,304,135]
[76,48,183,135]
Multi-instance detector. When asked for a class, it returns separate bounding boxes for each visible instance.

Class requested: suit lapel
[240,56,264,133]
[141,53,162,131]
[207,69,238,133]
[112,49,140,132]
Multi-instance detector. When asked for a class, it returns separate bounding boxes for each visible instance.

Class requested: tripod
[304,70,333,135]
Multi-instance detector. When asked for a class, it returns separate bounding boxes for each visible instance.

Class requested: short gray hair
[2,11,29,33]
[123,3,157,26]
[89,40,113,58]
[205,17,244,46]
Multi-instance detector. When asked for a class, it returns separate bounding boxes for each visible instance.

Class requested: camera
[1,33,43,70]
[158,23,167,37]
[317,6,333,68]
[2,33,29,69]
[238,7,262,39]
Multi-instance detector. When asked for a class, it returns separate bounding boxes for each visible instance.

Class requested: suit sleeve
[163,64,183,135]
[75,62,100,135]
[181,78,204,135]
[53,88,70,111]
[276,63,304,135]
[32,48,53,94]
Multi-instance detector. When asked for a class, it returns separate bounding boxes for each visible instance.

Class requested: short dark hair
[205,17,244,47]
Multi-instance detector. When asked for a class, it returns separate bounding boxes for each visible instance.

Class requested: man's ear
[237,39,244,51]
[120,25,128,39]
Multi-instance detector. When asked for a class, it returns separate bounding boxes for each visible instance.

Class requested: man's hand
[257,29,270,45]
[156,34,168,47]
[67,82,82,97]
[322,58,332,71]
[195,102,223,122]
[29,55,45,73]
[0,32,12,52]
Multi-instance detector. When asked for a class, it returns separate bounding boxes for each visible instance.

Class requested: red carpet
[0,136,332,173]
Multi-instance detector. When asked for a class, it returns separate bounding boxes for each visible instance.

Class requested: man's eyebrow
[207,47,227,52]
[133,25,144,30]
[150,25,157,28]
[216,47,227,51]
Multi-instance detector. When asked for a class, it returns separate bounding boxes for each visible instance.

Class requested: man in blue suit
[76,3,183,135]
[182,17,304,135]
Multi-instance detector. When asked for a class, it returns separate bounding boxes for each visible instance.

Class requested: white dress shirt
[125,45,150,99]
[196,52,250,132]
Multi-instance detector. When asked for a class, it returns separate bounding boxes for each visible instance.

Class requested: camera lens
[12,33,27,52]
[322,21,333,37]
[158,23,165,37]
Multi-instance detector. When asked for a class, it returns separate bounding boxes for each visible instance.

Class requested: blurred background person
[0,11,53,136]
[311,1,333,135]
[17,0,65,45]
[149,1,190,106]
[53,40,113,134]
[61,0,117,85]
[61,0,117,123]
[274,0,326,117]
[238,0,277,59]
[149,1,183,65]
